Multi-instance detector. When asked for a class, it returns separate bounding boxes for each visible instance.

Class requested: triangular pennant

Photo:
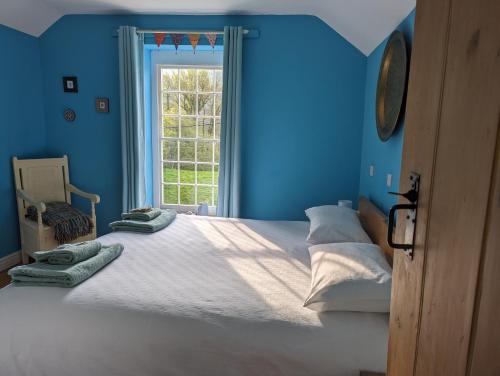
[170,33,184,52]
[205,33,217,51]
[188,34,200,54]
[154,32,166,48]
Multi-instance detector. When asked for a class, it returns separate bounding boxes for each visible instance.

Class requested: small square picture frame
[95,98,109,113]
[63,76,78,93]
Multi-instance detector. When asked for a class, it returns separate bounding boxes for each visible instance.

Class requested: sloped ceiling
[0,0,415,55]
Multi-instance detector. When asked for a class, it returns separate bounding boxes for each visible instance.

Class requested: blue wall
[239,17,367,220]
[358,10,415,213]
[39,14,367,237]
[0,25,47,258]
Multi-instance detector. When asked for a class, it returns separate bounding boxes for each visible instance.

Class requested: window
[158,65,222,211]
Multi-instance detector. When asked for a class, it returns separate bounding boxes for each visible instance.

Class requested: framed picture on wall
[63,76,78,93]
[95,98,109,113]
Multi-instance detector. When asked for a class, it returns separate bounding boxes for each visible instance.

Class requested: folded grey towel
[130,207,152,213]
[9,244,124,287]
[121,207,162,221]
[110,210,176,233]
[33,241,101,265]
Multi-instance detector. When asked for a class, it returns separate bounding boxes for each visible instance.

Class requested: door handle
[387,172,420,259]
[388,203,417,249]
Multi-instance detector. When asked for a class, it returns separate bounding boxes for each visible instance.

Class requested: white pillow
[305,205,372,245]
[304,242,392,313]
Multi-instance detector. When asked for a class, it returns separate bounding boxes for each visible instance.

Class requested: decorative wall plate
[376,31,408,142]
[63,108,76,122]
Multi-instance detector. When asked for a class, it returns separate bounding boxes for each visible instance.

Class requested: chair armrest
[16,189,46,213]
[67,184,101,204]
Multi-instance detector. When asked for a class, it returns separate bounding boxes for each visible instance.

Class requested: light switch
[387,174,393,187]
[369,165,375,177]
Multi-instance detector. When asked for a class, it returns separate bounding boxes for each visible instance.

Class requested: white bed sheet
[0,215,388,376]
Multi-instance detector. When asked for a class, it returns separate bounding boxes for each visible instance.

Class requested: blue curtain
[217,26,243,218]
[118,26,146,212]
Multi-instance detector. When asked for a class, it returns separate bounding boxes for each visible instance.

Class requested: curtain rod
[111,28,258,38]
[135,29,249,35]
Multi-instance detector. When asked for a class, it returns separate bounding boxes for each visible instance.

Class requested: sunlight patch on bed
[190,218,313,314]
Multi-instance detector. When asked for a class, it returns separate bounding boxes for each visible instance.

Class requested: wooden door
[387,0,500,375]
[467,137,500,375]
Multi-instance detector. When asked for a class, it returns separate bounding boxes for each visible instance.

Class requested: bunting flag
[188,34,200,53]
[205,33,217,51]
[154,32,166,48]
[170,33,184,52]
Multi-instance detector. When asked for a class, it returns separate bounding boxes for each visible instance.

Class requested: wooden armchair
[12,155,100,264]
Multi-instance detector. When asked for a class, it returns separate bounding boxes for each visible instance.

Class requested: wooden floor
[0,268,12,289]
[0,265,19,288]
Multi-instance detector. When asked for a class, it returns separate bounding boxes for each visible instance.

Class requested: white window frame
[152,63,222,215]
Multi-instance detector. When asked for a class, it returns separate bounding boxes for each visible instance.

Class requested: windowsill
[161,204,217,216]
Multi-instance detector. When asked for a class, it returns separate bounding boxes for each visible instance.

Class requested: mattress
[0,215,388,376]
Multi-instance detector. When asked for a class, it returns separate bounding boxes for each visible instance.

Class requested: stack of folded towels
[8,241,123,287]
[109,207,177,233]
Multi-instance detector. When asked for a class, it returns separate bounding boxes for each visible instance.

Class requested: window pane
[159,65,222,210]
[163,116,178,137]
[180,93,196,115]
[214,141,220,163]
[214,93,222,116]
[214,117,221,140]
[197,164,212,184]
[163,162,178,183]
[163,93,179,115]
[214,164,219,186]
[197,141,213,163]
[180,117,196,138]
[198,117,214,139]
[163,184,178,205]
[179,163,195,184]
[179,69,196,91]
[197,186,212,205]
[214,70,223,92]
[162,69,179,91]
[180,185,195,205]
[197,69,214,92]
[179,140,195,161]
[163,140,178,161]
[198,94,214,116]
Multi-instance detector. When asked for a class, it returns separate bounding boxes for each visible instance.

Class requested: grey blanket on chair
[26,202,93,244]
[32,241,101,265]
[8,243,123,287]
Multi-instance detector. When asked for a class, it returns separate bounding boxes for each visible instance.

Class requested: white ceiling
[0,0,415,55]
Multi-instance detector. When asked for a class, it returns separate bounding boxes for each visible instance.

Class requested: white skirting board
[0,251,21,272]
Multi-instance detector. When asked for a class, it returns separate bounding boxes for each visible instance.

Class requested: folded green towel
[32,240,101,265]
[8,244,123,287]
[121,207,162,221]
[110,209,176,233]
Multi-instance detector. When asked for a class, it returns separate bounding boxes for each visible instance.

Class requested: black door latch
[387,172,420,259]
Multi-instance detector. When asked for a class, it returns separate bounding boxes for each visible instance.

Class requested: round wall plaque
[63,108,76,122]
[375,31,408,142]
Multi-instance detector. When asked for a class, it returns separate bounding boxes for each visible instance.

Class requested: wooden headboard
[358,196,393,264]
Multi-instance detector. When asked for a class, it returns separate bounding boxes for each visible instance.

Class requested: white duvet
[0,215,388,376]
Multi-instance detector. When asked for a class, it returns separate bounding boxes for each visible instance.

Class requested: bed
[0,198,390,376]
